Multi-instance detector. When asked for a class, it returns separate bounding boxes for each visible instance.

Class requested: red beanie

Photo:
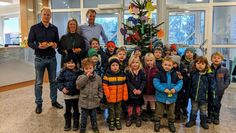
[106,41,116,48]
[170,44,177,51]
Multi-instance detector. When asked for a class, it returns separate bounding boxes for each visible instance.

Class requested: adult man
[28,7,63,114]
[79,9,108,51]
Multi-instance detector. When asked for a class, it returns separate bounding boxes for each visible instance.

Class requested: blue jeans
[34,56,57,105]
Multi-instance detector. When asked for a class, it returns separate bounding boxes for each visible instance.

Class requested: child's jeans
[80,108,98,130]
[155,101,175,123]
[142,95,155,110]
[189,100,207,121]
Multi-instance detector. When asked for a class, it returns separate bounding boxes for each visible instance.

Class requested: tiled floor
[0,84,236,133]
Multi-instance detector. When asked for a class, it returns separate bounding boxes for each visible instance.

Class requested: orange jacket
[103,69,128,103]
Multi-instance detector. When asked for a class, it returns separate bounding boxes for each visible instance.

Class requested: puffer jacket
[103,69,128,103]
[126,69,146,99]
[189,70,216,104]
[144,66,158,95]
[76,73,102,109]
[57,69,81,95]
[153,69,183,104]
[210,64,230,96]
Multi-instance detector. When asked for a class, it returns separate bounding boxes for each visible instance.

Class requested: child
[153,47,163,70]
[170,44,178,56]
[125,56,146,127]
[179,47,197,118]
[87,48,104,77]
[116,46,128,71]
[105,41,117,59]
[142,53,158,121]
[103,56,128,131]
[207,52,230,124]
[76,58,103,133]
[132,46,142,58]
[185,56,216,129]
[90,38,108,72]
[153,57,183,132]
[57,50,82,131]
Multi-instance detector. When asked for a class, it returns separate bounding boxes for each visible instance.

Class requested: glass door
[167,9,207,56]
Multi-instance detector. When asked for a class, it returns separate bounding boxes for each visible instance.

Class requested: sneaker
[136,117,142,127]
[126,117,132,127]
[35,104,42,114]
[213,119,220,125]
[185,121,196,128]
[52,101,63,109]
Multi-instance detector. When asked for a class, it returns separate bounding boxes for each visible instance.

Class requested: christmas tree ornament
[120,28,127,35]
[146,0,155,12]
[133,6,140,15]
[157,28,165,39]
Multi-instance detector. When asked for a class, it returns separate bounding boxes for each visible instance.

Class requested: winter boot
[109,119,115,131]
[168,122,176,132]
[136,116,142,127]
[126,117,132,127]
[72,113,79,131]
[200,115,209,129]
[115,118,122,130]
[64,113,72,131]
[185,114,196,128]
[154,121,161,132]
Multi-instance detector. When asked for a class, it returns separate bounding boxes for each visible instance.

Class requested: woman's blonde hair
[66,18,79,33]
[126,55,143,75]
[144,53,156,67]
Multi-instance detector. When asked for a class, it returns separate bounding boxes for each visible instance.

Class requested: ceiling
[0,0,18,7]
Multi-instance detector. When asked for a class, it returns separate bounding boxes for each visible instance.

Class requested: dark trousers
[81,108,98,130]
[64,99,79,117]
[208,95,223,119]
[108,102,122,121]
[189,100,207,122]
[155,101,175,123]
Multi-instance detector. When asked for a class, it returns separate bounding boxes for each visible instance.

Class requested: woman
[58,18,86,68]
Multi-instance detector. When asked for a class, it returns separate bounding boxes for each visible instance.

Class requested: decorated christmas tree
[120,0,164,55]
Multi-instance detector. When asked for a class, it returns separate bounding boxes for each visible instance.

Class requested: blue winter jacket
[189,70,216,104]
[153,69,183,104]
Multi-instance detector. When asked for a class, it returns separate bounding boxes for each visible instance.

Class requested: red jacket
[144,66,158,95]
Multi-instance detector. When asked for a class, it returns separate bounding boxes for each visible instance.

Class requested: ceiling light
[196,0,203,2]
[0,1,11,6]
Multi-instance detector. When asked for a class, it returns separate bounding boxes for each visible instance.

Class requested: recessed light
[196,0,203,2]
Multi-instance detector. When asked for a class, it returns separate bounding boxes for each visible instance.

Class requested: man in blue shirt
[28,7,63,114]
[79,9,108,51]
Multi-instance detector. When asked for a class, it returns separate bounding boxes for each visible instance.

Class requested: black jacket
[57,69,82,96]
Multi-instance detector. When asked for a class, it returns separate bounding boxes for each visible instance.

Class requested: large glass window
[167,0,209,4]
[3,17,20,45]
[95,13,118,45]
[52,12,81,37]
[51,0,80,9]
[124,0,157,7]
[213,0,236,2]
[84,0,121,8]
[213,6,236,45]
[168,11,205,45]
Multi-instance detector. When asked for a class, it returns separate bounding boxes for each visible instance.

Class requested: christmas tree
[120,0,164,55]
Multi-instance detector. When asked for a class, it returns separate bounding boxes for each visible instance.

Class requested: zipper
[195,74,201,101]
[116,76,118,103]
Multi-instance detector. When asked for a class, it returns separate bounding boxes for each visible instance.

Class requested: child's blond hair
[211,51,224,60]
[144,53,156,67]
[116,46,127,54]
[126,55,143,76]
[81,58,95,68]
[162,57,174,64]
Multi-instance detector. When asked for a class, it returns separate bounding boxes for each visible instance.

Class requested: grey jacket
[211,64,230,96]
[76,73,103,109]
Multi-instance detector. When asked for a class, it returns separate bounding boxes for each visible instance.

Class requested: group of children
[56,38,230,133]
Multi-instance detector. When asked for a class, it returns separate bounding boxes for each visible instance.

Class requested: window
[213,0,236,2]
[52,12,81,37]
[168,11,205,45]
[167,0,209,4]
[84,0,121,8]
[3,16,20,45]
[51,0,80,9]
[213,6,236,45]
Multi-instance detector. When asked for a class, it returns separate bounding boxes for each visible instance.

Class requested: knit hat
[185,47,196,54]
[170,55,181,66]
[87,48,98,58]
[109,57,120,68]
[134,46,141,52]
[106,41,116,48]
[64,49,77,64]
[170,44,177,51]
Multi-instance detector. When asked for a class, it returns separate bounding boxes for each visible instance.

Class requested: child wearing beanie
[105,41,117,59]
[103,56,128,131]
